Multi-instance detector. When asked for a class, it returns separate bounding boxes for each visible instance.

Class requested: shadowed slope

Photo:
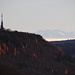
[0,29,75,75]
[0,62,24,75]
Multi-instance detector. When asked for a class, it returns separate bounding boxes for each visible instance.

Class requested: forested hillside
[0,29,75,75]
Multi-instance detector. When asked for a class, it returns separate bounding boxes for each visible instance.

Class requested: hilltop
[0,29,75,75]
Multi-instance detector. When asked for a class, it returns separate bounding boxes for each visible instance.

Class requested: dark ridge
[51,40,75,57]
[0,29,75,75]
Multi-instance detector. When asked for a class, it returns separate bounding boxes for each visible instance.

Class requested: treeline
[51,40,75,57]
[57,52,75,63]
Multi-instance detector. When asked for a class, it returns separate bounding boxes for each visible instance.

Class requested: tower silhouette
[1,14,4,29]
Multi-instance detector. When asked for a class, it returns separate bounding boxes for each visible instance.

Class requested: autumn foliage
[0,29,75,75]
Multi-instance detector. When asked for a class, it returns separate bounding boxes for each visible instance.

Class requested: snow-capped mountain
[35,30,75,39]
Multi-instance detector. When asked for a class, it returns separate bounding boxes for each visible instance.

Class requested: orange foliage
[14,48,17,52]
[2,50,5,54]
[17,51,19,55]
[52,69,54,72]
[2,43,9,51]
[14,48,17,56]
[14,48,19,55]
[0,45,5,54]
[0,45,1,50]
[2,43,7,50]
[0,52,1,55]
[0,49,5,54]
[65,69,68,74]
[33,53,37,58]
[2,43,6,50]
[14,52,16,56]
[36,39,38,43]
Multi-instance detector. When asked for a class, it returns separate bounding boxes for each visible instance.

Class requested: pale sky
[0,0,75,33]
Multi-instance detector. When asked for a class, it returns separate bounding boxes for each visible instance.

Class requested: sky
[0,0,75,33]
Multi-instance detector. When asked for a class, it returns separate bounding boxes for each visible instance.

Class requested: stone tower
[1,14,4,29]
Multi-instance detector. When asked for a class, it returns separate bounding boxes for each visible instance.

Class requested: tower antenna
[1,14,4,29]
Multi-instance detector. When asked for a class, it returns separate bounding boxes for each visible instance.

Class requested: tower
[1,14,4,29]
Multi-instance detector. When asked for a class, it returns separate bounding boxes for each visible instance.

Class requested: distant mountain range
[35,30,75,39]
